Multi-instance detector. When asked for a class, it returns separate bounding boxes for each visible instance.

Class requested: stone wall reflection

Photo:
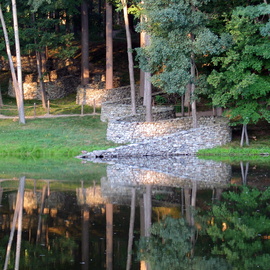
[100,156,231,201]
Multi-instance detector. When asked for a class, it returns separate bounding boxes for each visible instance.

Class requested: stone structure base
[76,85,232,157]
[76,85,139,107]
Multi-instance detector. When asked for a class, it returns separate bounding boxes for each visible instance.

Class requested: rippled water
[0,157,269,269]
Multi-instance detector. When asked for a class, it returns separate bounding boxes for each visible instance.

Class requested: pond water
[0,156,269,270]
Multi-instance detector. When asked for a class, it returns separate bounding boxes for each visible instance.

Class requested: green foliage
[207,4,270,125]
[27,0,52,12]
[135,0,228,95]
[0,0,79,61]
[138,217,194,270]
[137,216,231,269]
[0,236,78,270]
[154,95,167,105]
[206,186,270,269]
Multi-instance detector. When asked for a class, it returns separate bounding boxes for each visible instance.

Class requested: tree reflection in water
[205,185,270,269]
[0,157,269,270]
[138,186,270,270]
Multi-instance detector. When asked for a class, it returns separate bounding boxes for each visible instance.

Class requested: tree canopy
[207,3,270,126]
[135,0,230,95]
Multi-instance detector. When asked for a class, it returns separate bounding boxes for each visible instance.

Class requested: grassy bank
[197,136,270,163]
[0,115,118,157]
[0,156,107,182]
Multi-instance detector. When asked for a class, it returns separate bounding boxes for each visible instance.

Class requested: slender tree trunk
[216,107,223,116]
[143,185,152,237]
[121,0,136,114]
[144,33,152,122]
[81,0,89,86]
[181,94,185,116]
[144,71,152,121]
[81,204,90,270]
[240,161,249,185]
[106,1,113,89]
[0,4,25,124]
[240,124,249,147]
[190,53,197,128]
[4,188,20,270]
[4,176,25,270]
[32,13,47,108]
[140,70,145,97]
[0,85,3,107]
[15,176,25,270]
[36,51,47,108]
[126,188,136,270]
[139,18,145,98]
[140,4,152,121]
[106,203,113,270]
[12,0,25,124]
[36,185,47,243]
[12,0,22,92]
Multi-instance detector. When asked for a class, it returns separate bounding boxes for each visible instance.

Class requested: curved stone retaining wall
[8,75,79,100]
[75,84,231,157]
[76,85,140,107]
[101,103,175,122]
[81,119,231,157]
[107,116,230,144]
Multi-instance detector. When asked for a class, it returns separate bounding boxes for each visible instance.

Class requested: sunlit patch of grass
[0,94,100,117]
[197,135,270,163]
[0,116,118,158]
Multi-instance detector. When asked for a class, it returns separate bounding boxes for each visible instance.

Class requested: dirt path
[0,113,100,120]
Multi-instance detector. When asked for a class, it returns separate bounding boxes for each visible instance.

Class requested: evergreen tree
[135,0,229,127]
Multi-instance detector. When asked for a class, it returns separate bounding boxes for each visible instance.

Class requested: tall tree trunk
[121,0,136,114]
[184,83,191,116]
[12,0,22,93]
[12,0,25,124]
[36,185,47,243]
[81,204,90,270]
[106,203,113,270]
[126,188,136,270]
[32,14,47,108]
[140,4,152,121]
[0,4,25,124]
[190,52,197,128]
[81,0,89,86]
[139,16,146,98]
[4,176,25,270]
[240,124,249,147]
[15,176,25,270]
[144,71,152,121]
[143,185,152,237]
[240,161,249,185]
[36,51,47,108]
[0,85,3,107]
[144,33,152,122]
[106,1,113,89]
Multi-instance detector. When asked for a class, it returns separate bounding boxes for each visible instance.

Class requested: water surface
[0,157,269,269]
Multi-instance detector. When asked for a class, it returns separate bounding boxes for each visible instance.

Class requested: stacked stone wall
[8,75,79,100]
[82,118,231,158]
[101,103,175,122]
[76,85,139,107]
[107,116,229,144]
[74,85,232,157]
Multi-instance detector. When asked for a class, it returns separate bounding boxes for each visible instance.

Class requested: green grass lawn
[197,135,270,163]
[0,87,269,162]
[0,115,118,157]
[0,94,99,116]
